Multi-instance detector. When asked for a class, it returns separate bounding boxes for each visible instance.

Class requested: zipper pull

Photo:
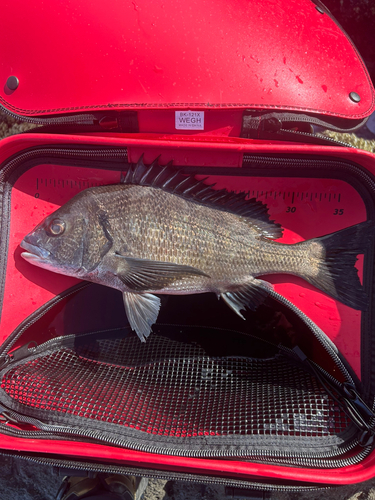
[341,383,375,446]
[98,116,119,129]
[0,404,23,425]
[8,341,38,363]
[0,342,38,370]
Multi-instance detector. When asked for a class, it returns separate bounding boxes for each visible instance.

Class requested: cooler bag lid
[0,0,374,120]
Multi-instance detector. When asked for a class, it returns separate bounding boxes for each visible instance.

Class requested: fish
[20,156,373,342]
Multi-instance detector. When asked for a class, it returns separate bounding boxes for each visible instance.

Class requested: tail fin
[300,220,374,310]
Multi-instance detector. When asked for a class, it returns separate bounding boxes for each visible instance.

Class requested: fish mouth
[20,240,50,263]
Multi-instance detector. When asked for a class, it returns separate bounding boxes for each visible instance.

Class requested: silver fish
[21,157,372,341]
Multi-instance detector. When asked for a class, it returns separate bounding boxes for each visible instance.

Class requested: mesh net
[1,334,350,440]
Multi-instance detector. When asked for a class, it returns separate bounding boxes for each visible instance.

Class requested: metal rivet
[315,5,325,14]
[6,76,19,91]
[349,92,361,103]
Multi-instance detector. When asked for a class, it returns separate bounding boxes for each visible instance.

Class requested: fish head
[20,200,90,278]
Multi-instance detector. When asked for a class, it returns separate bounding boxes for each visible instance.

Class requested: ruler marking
[291,192,295,204]
[338,193,341,202]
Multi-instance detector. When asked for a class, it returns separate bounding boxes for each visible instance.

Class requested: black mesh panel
[0,334,351,446]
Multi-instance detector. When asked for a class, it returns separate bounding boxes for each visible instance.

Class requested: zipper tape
[0,450,333,494]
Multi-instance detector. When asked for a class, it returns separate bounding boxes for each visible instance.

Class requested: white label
[175,111,204,130]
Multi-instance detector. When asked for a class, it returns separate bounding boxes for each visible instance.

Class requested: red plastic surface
[0,0,374,119]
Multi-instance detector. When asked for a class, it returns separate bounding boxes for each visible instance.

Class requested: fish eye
[47,219,66,236]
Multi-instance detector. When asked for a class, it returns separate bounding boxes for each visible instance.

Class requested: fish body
[21,158,372,341]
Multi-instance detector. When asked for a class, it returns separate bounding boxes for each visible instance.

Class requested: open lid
[0,0,374,121]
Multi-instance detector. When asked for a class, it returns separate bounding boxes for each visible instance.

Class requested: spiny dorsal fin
[122,156,283,240]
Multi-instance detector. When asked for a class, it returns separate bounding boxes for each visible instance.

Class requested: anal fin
[123,292,161,342]
[221,279,273,319]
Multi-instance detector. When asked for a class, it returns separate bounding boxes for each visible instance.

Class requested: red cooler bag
[1,0,375,495]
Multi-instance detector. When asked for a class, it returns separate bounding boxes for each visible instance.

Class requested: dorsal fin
[121,156,283,240]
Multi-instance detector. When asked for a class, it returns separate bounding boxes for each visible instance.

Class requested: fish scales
[20,157,374,342]
[92,185,286,287]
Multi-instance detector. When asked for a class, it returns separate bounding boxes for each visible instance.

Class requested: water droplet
[299,292,306,298]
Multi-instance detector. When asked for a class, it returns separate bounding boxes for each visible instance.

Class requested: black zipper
[2,102,364,146]
[0,451,334,494]
[1,105,102,126]
[242,154,375,196]
[0,283,90,366]
[0,146,129,182]
[0,105,139,133]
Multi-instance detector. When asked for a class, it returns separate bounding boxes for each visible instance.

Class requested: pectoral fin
[123,291,161,342]
[115,255,210,291]
[221,279,273,319]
